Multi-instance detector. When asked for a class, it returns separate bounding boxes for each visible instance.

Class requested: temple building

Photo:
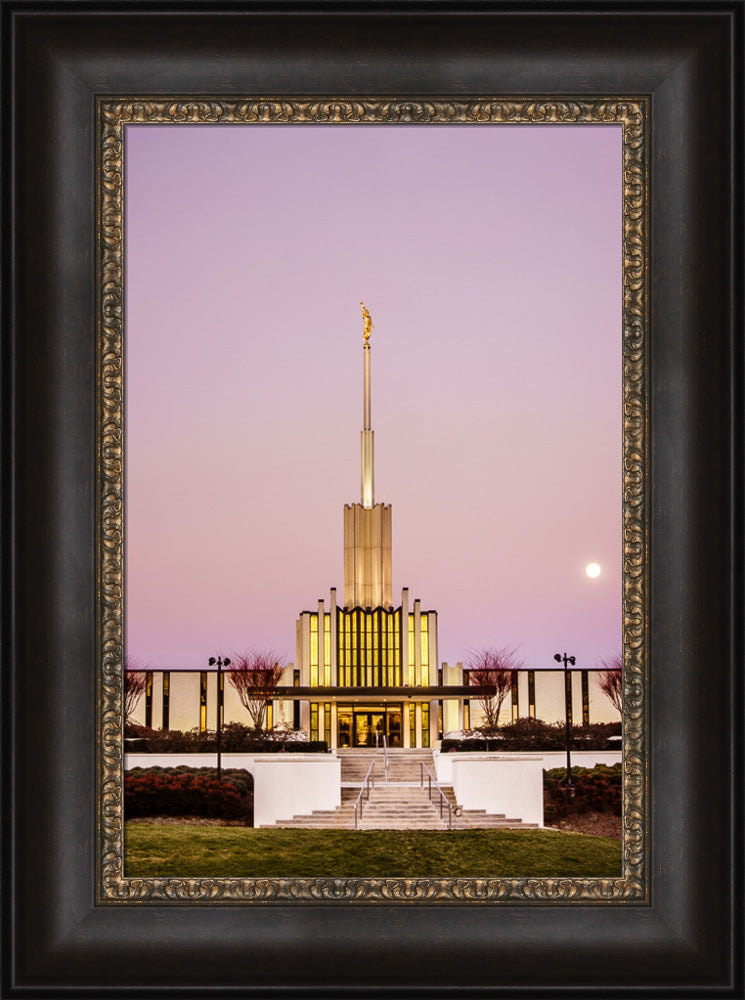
[128,306,620,739]
[291,304,440,748]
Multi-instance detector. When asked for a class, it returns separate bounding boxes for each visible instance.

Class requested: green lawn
[125,825,622,879]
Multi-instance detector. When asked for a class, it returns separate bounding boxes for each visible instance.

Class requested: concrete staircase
[261,749,538,830]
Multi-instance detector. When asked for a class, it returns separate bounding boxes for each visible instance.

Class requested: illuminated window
[310,614,318,686]
[310,703,319,741]
[408,615,415,685]
[392,616,398,683]
[324,703,331,745]
[324,615,331,686]
[463,700,470,729]
[145,671,153,728]
[199,672,207,732]
[582,670,590,726]
[409,705,416,748]
[421,704,430,749]
[511,672,519,722]
[421,616,429,685]
[266,703,273,730]
[528,670,536,719]
[351,612,358,685]
[366,614,373,686]
[373,610,380,687]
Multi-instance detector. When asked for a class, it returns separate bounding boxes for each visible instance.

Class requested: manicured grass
[125,825,622,879]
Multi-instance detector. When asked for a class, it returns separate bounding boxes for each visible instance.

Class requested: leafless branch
[227,650,285,732]
[597,654,622,714]
[464,646,524,730]
[124,656,149,724]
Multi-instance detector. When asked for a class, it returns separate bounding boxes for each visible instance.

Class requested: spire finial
[360,302,374,506]
[361,301,373,344]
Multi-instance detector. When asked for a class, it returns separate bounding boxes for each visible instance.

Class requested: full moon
[585,562,602,579]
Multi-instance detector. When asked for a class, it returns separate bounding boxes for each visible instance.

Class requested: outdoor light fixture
[554,652,576,789]
[208,655,231,780]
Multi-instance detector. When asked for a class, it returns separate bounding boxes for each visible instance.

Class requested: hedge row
[543,764,622,821]
[441,719,621,753]
[125,767,253,822]
[125,723,329,754]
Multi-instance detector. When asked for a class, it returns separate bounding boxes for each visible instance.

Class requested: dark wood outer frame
[3,3,741,995]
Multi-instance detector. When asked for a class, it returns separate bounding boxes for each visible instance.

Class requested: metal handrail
[381,734,389,780]
[353,760,376,830]
[420,762,454,829]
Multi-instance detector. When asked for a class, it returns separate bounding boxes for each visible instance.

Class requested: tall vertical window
[162,672,170,730]
[565,670,573,727]
[336,608,404,688]
[324,702,331,745]
[293,668,300,729]
[581,670,590,726]
[420,616,429,686]
[199,672,207,732]
[421,704,430,748]
[373,610,380,686]
[145,671,153,728]
[511,672,519,722]
[528,670,536,719]
[310,614,319,686]
[394,609,401,686]
[310,703,319,741]
[351,610,358,685]
[408,614,415,685]
[324,614,331,686]
[409,705,416,748]
[365,613,373,686]
[463,700,470,730]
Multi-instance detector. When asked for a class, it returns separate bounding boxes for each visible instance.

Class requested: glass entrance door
[354,712,384,748]
[336,704,403,748]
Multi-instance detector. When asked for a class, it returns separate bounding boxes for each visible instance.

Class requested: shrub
[123,723,328,754]
[543,763,622,821]
[125,767,253,823]
[442,719,622,752]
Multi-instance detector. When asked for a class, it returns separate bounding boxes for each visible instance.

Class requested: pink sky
[124,123,622,674]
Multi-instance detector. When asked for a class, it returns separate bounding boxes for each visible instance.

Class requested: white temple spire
[360,302,374,508]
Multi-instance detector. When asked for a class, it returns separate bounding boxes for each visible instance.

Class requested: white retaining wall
[432,751,622,828]
[125,753,341,828]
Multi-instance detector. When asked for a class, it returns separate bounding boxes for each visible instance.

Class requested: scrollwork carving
[97,97,648,904]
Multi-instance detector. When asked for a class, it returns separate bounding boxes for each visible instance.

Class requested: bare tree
[598,654,622,714]
[227,651,285,732]
[124,657,148,725]
[464,647,524,731]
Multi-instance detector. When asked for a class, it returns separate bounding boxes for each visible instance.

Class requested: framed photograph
[5,3,741,994]
[111,102,638,897]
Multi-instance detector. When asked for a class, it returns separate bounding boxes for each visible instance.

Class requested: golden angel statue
[361,302,373,342]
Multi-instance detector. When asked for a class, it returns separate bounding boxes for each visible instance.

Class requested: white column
[330,588,338,686]
[413,598,422,687]
[330,702,338,749]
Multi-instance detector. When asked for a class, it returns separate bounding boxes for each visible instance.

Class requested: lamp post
[208,655,230,780]
[554,651,576,788]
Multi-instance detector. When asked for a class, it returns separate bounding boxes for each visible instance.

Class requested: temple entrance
[337,704,403,748]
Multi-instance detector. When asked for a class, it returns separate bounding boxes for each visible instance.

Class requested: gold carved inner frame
[97,97,649,904]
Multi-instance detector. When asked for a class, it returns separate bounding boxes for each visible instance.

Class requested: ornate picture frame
[99,96,647,905]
